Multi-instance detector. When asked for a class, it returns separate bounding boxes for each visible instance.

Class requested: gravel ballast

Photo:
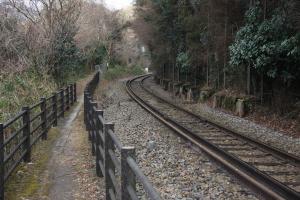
[144,77,300,157]
[95,79,258,200]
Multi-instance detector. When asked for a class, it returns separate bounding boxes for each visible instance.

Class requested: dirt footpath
[29,76,105,200]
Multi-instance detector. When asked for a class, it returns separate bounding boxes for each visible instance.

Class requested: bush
[229,3,300,82]
[104,65,145,80]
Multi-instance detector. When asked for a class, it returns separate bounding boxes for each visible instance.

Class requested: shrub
[104,65,145,80]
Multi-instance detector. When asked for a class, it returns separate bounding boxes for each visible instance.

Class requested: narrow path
[27,75,105,200]
[35,95,105,200]
[47,97,83,199]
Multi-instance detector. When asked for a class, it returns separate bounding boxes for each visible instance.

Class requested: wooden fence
[0,83,77,199]
[84,72,161,200]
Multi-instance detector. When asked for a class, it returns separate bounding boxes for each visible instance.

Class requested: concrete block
[236,99,245,117]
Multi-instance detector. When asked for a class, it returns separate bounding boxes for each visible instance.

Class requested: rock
[193,192,204,199]
[96,78,259,199]
[147,140,156,151]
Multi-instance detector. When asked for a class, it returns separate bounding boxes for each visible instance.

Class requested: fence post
[97,71,100,83]
[40,98,47,140]
[0,124,4,200]
[61,89,65,118]
[70,84,74,105]
[105,123,115,200]
[52,93,58,126]
[74,83,77,103]
[121,147,136,200]
[22,106,31,162]
[66,86,70,111]
[91,102,97,156]
[95,110,104,177]
[87,95,93,141]
[84,91,87,129]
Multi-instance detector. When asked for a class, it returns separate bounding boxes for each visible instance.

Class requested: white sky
[102,0,134,10]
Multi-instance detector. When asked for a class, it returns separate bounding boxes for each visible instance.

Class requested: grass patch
[5,128,60,200]
[0,67,90,123]
[0,69,56,123]
[104,65,144,81]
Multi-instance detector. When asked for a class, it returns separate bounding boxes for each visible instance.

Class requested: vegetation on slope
[0,69,56,122]
[0,0,124,122]
[104,65,145,80]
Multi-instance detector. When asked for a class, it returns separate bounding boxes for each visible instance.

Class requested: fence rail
[0,83,77,199]
[84,72,161,200]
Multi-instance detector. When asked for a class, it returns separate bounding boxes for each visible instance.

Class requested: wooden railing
[0,83,77,199]
[84,72,161,200]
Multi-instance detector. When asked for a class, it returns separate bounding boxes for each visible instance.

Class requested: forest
[0,0,144,122]
[133,0,300,118]
[0,1,299,199]
[1,0,300,127]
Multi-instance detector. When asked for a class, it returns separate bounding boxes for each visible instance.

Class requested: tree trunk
[206,0,210,87]
[172,61,175,82]
[260,0,266,102]
[223,0,228,89]
[177,67,180,82]
[263,0,267,19]
[261,73,264,104]
[247,63,251,95]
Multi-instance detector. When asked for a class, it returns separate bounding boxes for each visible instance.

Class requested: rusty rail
[126,75,300,200]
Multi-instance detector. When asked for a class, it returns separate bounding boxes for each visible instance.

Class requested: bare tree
[0,2,29,73]
[76,1,128,66]
[6,0,82,81]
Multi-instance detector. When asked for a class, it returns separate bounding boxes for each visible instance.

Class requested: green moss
[244,99,254,113]
[5,128,60,199]
[222,96,237,111]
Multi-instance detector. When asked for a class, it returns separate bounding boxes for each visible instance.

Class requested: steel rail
[140,76,300,166]
[125,75,300,200]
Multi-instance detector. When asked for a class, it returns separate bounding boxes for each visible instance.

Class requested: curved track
[126,75,300,200]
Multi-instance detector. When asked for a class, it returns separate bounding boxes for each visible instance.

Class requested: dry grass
[0,70,56,123]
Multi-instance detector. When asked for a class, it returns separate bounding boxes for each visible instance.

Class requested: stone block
[236,99,245,117]
[186,88,193,102]
[213,95,218,108]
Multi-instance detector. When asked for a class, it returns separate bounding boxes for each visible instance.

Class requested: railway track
[126,75,300,200]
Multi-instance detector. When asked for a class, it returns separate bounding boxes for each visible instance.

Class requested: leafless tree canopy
[0,0,130,78]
